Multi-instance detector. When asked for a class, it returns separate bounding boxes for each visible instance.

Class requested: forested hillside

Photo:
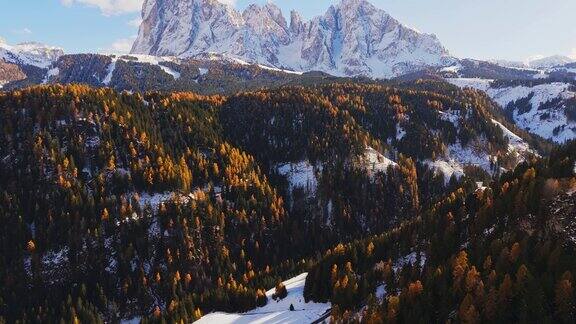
[0,82,569,323]
[304,141,576,323]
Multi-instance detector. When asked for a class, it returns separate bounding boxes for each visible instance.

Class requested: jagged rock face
[132,0,243,57]
[131,0,454,78]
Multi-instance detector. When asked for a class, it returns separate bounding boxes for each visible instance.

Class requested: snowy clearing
[424,159,465,183]
[447,78,493,92]
[197,273,330,324]
[361,147,397,176]
[277,161,319,195]
[491,119,533,154]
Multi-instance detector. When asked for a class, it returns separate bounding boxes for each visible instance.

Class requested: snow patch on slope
[102,55,182,85]
[487,83,576,143]
[277,161,319,196]
[124,54,181,79]
[42,67,59,84]
[257,63,304,75]
[491,119,532,154]
[424,159,464,183]
[449,79,576,143]
[447,78,493,92]
[102,59,117,85]
[196,273,330,324]
[362,147,397,177]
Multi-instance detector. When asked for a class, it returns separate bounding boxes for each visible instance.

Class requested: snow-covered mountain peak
[491,55,576,70]
[335,0,380,14]
[338,0,370,8]
[0,40,64,69]
[242,2,289,39]
[528,55,575,69]
[131,0,455,78]
[289,10,305,35]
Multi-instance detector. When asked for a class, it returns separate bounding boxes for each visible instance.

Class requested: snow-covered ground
[101,54,181,86]
[447,78,493,92]
[393,251,427,272]
[438,109,461,126]
[375,285,387,300]
[491,119,533,154]
[487,82,571,109]
[492,83,576,143]
[373,251,427,299]
[424,159,465,182]
[449,78,576,143]
[361,147,397,177]
[277,161,319,196]
[425,139,494,183]
[42,67,60,84]
[137,192,178,213]
[102,60,116,85]
[425,121,532,183]
[225,56,304,75]
[257,63,304,75]
[197,273,331,324]
[396,125,406,140]
[199,67,209,76]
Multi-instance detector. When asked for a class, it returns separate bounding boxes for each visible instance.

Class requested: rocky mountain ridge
[131,0,455,78]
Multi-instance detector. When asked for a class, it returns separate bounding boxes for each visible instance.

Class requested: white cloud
[101,36,137,54]
[61,0,237,16]
[570,49,576,60]
[60,0,143,16]
[12,28,32,35]
[127,17,142,28]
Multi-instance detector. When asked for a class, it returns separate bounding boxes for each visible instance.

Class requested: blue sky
[1,0,575,61]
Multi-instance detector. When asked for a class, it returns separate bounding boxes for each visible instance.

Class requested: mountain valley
[1,1,576,323]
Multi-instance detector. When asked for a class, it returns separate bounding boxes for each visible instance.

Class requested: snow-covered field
[196,273,331,324]
[449,78,576,143]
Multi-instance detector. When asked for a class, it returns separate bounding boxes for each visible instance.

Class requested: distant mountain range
[490,55,575,70]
